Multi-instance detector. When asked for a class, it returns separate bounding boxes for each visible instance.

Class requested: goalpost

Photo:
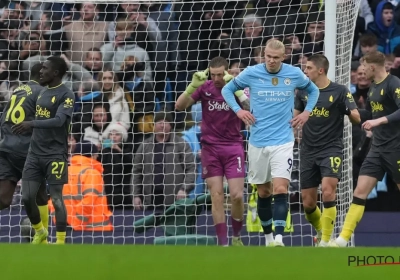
[0,0,361,245]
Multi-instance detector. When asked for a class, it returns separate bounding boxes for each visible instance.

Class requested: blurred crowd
[0,0,399,223]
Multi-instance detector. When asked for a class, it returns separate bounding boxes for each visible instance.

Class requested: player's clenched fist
[237,109,255,126]
[185,69,209,95]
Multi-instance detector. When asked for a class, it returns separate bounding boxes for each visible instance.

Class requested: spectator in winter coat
[367,1,400,54]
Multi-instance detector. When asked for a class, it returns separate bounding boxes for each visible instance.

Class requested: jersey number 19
[5,95,26,124]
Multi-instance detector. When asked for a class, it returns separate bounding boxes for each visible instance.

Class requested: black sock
[49,184,67,232]
[273,193,288,235]
[21,181,42,225]
[257,195,273,234]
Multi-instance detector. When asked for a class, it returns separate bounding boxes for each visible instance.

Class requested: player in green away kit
[13,57,75,244]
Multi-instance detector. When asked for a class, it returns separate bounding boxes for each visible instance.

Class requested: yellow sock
[340,202,365,242]
[56,232,66,244]
[305,206,322,232]
[32,221,44,231]
[321,202,337,242]
[38,205,49,231]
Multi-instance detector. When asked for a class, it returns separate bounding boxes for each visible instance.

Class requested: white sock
[319,240,329,247]
[265,233,274,245]
[275,234,283,244]
[336,236,348,247]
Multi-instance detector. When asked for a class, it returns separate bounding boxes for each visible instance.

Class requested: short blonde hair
[265,39,285,53]
[362,51,386,66]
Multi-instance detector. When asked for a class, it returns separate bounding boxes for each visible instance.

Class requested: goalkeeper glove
[337,102,351,116]
[234,90,248,102]
[185,69,209,95]
[223,71,234,84]
[223,71,248,102]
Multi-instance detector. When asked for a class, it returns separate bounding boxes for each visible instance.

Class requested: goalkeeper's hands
[185,69,209,95]
[337,102,351,116]
[223,71,248,101]
[234,90,248,102]
[223,71,234,84]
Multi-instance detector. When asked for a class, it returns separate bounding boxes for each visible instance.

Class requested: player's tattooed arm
[240,99,250,111]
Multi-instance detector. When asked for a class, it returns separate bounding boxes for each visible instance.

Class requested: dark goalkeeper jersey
[30,84,74,157]
[0,81,44,156]
[366,74,400,151]
[295,81,357,149]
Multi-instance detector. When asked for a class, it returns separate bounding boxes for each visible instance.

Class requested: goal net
[0,0,361,245]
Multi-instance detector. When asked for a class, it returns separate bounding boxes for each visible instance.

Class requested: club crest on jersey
[284,78,291,85]
[272,78,278,86]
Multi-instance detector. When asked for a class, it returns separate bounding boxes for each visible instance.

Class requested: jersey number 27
[5,95,26,124]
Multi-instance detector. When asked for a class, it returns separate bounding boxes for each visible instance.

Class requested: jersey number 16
[5,95,26,124]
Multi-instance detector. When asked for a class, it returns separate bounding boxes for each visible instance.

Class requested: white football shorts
[247,141,294,184]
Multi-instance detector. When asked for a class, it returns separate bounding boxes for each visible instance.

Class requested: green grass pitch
[1,245,399,279]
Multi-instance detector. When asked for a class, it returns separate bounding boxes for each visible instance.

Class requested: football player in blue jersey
[222,39,319,246]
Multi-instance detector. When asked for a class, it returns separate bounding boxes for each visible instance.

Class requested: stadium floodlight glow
[7,0,362,246]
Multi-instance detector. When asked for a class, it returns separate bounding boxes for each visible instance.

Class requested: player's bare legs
[0,180,17,210]
[331,175,377,247]
[227,177,244,245]
[272,177,289,246]
[207,176,228,246]
[48,184,67,244]
[22,180,48,244]
[256,182,274,246]
[302,177,338,247]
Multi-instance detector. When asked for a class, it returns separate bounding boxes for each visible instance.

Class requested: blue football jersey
[222,63,319,147]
